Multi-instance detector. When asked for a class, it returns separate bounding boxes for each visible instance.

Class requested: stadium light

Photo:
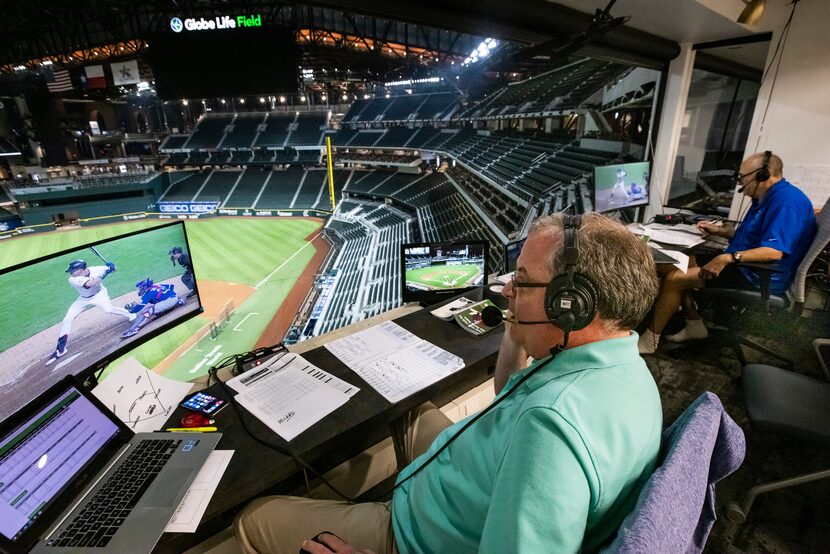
[220,99,226,104]
[385,93,390,98]
[363,94,370,99]
[181,99,189,105]
[279,96,286,103]
[321,94,327,101]
[259,97,265,103]
[300,95,306,102]
[41,60,53,66]
[463,37,497,66]
[342,93,348,101]
[240,98,245,104]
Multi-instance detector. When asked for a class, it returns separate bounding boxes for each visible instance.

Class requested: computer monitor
[503,238,526,274]
[593,160,651,213]
[401,240,488,306]
[0,221,203,421]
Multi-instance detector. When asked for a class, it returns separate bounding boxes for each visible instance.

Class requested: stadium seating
[252,149,276,164]
[288,113,327,146]
[160,170,211,201]
[223,168,271,208]
[193,170,241,202]
[222,113,266,149]
[382,95,425,121]
[373,127,417,148]
[185,114,233,149]
[160,135,189,151]
[255,167,305,209]
[414,92,459,120]
[292,170,328,209]
[255,113,295,148]
[339,92,460,124]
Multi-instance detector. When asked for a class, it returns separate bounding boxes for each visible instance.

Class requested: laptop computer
[0,375,220,553]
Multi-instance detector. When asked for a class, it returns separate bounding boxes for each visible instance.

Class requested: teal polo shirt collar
[502,332,641,393]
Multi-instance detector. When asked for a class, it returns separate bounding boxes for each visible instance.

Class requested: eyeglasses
[734,167,762,185]
[510,272,549,290]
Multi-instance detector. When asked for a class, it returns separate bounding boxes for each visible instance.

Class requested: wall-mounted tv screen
[0,222,203,421]
[593,161,651,213]
[401,241,488,306]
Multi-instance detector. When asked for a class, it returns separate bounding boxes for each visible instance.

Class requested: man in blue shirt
[639,151,817,353]
[234,214,663,553]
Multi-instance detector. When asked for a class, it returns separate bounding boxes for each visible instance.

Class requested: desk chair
[602,392,745,553]
[726,362,830,523]
[675,197,830,367]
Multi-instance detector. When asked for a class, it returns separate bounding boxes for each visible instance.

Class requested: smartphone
[180,392,227,415]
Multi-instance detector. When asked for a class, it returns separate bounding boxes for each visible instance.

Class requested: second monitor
[594,160,651,213]
[401,241,488,306]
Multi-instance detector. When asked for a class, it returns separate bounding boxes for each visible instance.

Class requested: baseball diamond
[405,263,483,291]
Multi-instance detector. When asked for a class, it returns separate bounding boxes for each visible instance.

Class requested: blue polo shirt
[726,179,816,294]
[392,333,662,553]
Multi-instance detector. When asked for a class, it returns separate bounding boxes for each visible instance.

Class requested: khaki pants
[233,403,452,554]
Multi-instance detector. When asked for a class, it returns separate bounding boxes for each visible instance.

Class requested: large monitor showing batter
[593,160,651,213]
[0,221,203,422]
[401,240,488,306]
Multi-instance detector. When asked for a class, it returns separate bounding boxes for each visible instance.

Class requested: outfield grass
[406,263,481,290]
[0,217,323,380]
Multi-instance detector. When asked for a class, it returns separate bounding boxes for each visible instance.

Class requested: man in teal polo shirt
[235,213,662,553]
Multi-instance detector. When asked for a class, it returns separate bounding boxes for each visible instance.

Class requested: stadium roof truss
[0,1,486,76]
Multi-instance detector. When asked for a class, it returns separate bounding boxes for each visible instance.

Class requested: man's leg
[234,496,394,554]
[91,289,133,319]
[639,267,705,354]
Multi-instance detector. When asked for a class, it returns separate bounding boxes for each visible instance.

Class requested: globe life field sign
[170,14,263,32]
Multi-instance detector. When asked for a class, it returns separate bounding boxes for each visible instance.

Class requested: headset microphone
[480,305,507,327]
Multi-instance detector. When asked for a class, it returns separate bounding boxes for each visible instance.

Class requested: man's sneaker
[121,329,139,340]
[128,313,137,322]
[177,298,186,306]
[45,347,67,366]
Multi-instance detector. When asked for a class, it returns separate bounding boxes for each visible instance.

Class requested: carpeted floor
[641,308,830,553]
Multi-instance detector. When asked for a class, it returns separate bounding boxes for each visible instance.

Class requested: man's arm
[700,247,783,279]
[494,327,528,394]
[698,221,736,239]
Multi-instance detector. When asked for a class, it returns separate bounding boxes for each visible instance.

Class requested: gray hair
[529,212,658,332]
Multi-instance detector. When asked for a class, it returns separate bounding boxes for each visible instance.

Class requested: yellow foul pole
[326,136,336,211]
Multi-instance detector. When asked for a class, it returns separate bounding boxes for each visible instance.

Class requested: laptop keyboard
[47,439,181,548]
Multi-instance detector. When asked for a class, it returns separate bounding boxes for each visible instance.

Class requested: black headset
[756,150,772,183]
[544,214,598,333]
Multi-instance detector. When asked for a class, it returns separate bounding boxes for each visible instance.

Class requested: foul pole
[325,136,336,211]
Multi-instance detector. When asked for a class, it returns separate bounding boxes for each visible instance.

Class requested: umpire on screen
[169,246,195,297]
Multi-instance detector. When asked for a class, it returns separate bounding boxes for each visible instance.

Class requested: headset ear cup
[545,273,598,332]
[757,151,771,182]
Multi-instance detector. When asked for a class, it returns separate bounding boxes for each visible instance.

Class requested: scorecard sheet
[325,321,465,403]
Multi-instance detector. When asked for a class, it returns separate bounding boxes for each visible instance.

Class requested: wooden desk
[156,290,503,552]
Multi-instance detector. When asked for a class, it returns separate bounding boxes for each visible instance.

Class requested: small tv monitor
[401,241,488,305]
[504,238,526,274]
[593,160,651,213]
[0,221,203,421]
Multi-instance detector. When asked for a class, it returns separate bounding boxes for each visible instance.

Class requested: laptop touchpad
[143,469,195,507]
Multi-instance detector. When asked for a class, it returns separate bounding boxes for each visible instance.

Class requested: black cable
[392,338,567,491]
[209,364,358,504]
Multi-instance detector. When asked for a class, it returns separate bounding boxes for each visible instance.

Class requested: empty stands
[193,170,241,202]
[288,113,327,146]
[223,168,271,208]
[185,115,232,149]
[255,167,305,209]
[255,113,294,148]
[223,113,265,148]
[159,170,211,201]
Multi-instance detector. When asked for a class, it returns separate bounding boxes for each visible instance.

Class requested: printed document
[235,363,349,441]
[325,322,465,403]
[228,352,359,397]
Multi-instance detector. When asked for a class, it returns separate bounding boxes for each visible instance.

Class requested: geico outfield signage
[170,14,262,32]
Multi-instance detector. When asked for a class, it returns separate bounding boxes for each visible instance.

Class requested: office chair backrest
[601,392,745,554]
[789,196,830,303]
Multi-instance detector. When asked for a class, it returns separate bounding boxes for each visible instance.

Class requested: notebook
[0,375,220,553]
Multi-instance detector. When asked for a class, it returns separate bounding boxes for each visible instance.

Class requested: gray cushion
[743,364,830,444]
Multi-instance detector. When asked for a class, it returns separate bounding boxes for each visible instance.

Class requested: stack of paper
[325,321,465,403]
[229,353,359,441]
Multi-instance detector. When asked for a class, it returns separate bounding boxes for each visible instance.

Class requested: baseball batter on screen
[46,259,135,365]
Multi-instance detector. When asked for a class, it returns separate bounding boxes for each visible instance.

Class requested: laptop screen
[0,384,121,542]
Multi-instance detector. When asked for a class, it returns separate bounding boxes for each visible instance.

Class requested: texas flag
[85,65,107,89]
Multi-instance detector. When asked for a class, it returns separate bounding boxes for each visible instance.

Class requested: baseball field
[405,263,483,291]
[0,217,327,418]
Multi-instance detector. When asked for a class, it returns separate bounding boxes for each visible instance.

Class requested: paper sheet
[649,243,690,273]
[643,227,706,248]
[235,365,349,441]
[164,450,234,533]
[228,352,359,397]
[92,357,193,432]
[325,322,465,403]
[324,321,421,367]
